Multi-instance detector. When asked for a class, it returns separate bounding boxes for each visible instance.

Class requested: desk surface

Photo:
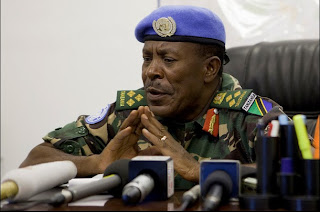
[4,187,318,211]
[3,189,318,211]
[11,191,242,211]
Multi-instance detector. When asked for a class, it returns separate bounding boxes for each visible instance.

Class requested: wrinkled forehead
[142,40,201,55]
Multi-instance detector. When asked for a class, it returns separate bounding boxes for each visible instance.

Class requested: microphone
[202,170,233,211]
[121,156,174,204]
[122,173,154,204]
[50,158,130,206]
[1,161,77,202]
[200,159,240,211]
[175,184,200,211]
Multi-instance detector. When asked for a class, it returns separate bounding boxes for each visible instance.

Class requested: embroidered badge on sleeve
[85,104,110,124]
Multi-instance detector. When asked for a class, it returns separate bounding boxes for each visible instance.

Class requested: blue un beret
[135,5,226,47]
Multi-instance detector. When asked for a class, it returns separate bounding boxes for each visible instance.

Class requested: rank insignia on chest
[203,108,219,137]
[211,89,253,110]
[115,90,148,111]
[210,89,273,116]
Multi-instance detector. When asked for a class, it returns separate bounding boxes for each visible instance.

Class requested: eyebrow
[158,46,180,56]
[143,43,181,56]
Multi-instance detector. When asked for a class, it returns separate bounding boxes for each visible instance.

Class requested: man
[20,5,284,189]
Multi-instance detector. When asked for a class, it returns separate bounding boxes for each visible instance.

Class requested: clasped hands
[98,106,200,182]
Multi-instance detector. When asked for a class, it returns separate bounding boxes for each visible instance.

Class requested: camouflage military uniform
[43,73,283,189]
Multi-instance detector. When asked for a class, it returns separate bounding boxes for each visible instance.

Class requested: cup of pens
[240,114,319,211]
[279,114,320,211]
[239,119,282,210]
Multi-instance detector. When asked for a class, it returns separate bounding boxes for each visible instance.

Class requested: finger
[120,106,146,132]
[132,106,146,130]
[144,106,155,117]
[107,127,132,151]
[142,128,165,148]
[113,126,132,141]
[141,114,167,139]
[132,106,144,126]
[134,121,144,136]
[137,106,146,116]
[119,110,139,131]
[143,110,165,133]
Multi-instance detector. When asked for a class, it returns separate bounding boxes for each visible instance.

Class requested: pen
[278,114,288,126]
[270,120,279,137]
[313,115,319,159]
[267,122,273,137]
[293,115,313,159]
[256,118,265,139]
[278,114,300,159]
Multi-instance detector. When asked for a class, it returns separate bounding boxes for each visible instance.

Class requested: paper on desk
[68,195,113,206]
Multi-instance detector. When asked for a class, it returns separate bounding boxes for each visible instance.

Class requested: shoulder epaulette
[115,90,148,111]
[210,89,273,116]
[115,89,273,116]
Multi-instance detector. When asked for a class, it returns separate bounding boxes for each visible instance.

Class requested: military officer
[20,5,284,189]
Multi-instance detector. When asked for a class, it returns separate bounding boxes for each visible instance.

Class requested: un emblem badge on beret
[152,17,176,37]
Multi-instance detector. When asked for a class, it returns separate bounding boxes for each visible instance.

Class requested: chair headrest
[224,40,319,118]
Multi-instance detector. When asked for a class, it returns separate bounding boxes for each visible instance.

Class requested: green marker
[293,114,313,159]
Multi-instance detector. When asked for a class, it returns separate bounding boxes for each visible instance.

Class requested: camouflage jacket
[43,73,284,189]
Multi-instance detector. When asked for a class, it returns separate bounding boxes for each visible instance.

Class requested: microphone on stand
[175,184,200,211]
[1,161,77,202]
[50,158,130,206]
[200,159,240,211]
[121,156,174,204]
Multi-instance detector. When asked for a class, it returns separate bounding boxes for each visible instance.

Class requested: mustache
[144,81,172,94]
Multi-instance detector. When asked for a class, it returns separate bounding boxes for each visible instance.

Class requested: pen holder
[239,136,281,210]
[282,159,320,211]
[299,159,319,196]
[279,123,301,159]
[277,157,301,196]
[256,136,281,194]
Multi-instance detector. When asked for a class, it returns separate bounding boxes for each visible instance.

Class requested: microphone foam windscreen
[200,159,240,199]
[103,159,130,196]
[1,161,77,202]
[203,170,233,203]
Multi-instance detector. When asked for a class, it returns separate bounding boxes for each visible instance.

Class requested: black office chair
[224,39,319,136]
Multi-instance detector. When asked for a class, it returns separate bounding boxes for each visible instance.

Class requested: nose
[145,59,164,80]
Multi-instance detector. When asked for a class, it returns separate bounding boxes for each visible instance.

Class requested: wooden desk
[2,190,243,211]
[4,189,318,211]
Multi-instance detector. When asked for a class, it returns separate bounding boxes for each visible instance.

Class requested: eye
[163,57,175,63]
[143,56,152,63]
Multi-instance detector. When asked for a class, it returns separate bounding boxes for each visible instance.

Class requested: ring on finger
[160,136,167,142]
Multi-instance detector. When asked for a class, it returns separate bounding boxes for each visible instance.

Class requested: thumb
[107,127,132,151]
[114,126,132,141]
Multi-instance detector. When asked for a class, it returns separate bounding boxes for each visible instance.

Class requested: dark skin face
[142,41,221,122]
[139,41,222,182]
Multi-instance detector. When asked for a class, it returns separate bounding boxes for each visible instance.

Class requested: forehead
[143,41,200,54]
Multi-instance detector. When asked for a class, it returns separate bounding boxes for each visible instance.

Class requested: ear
[204,56,221,83]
